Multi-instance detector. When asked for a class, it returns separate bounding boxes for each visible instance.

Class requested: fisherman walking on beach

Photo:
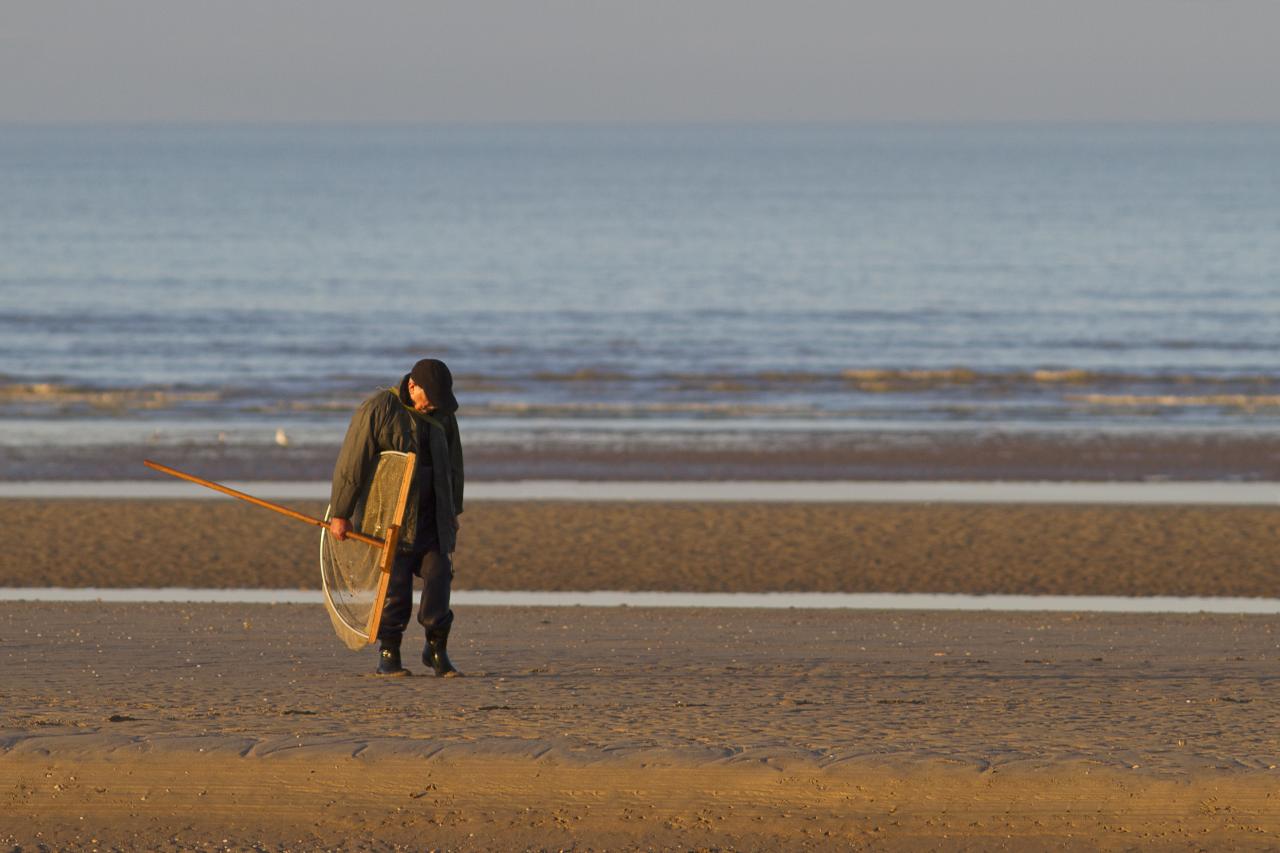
[328,359,465,677]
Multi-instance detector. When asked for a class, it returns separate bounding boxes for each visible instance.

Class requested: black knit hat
[410,358,458,414]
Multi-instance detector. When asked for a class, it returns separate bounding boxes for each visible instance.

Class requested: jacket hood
[398,373,458,416]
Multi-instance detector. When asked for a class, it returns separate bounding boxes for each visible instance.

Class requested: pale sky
[2,0,1278,123]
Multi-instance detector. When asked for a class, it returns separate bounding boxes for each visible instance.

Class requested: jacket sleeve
[330,398,382,519]
[447,412,464,515]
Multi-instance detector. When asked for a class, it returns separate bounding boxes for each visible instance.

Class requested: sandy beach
[3,602,1278,851]
[5,68,1279,851]
[4,498,1278,597]
[1,498,1278,848]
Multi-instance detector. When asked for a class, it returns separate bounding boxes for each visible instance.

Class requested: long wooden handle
[143,459,384,549]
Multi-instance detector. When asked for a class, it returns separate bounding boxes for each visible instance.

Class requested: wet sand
[4,498,1278,597]
[6,428,1280,481]
[3,603,1279,851]
[4,498,1280,849]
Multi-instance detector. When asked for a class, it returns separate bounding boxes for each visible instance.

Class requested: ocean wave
[472,401,826,418]
[840,368,1280,392]
[242,400,367,414]
[7,371,1280,424]
[519,366,1280,392]
[1067,394,1280,411]
[0,382,221,409]
[841,368,984,390]
[531,368,633,382]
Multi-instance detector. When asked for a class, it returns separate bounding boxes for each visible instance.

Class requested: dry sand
[4,499,1280,849]
[3,603,1279,851]
[4,499,1278,597]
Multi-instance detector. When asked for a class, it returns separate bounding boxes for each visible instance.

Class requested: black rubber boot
[423,626,462,678]
[375,639,411,677]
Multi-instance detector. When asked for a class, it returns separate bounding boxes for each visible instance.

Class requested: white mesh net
[320,450,415,650]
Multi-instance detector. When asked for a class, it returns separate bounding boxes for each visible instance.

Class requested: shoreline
[6,428,1280,481]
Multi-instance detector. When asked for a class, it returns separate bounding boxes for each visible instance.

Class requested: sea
[1,123,1278,478]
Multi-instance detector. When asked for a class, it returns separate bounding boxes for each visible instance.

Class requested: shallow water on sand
[1,479,1276,505]
[4,587,1279,614]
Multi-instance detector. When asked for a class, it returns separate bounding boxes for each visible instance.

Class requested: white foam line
[1,480,1278,504]
[2,588,1279,614]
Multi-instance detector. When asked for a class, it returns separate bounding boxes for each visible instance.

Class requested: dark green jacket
[329,377,464,554]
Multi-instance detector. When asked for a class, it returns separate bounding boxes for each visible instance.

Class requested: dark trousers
[377,548,454,643]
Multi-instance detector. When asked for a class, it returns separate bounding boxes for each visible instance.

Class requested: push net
[320,450,415,650]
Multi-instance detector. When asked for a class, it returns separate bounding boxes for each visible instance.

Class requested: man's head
[407,358,458,414]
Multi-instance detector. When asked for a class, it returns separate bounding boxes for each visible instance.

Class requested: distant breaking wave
[0,382,222,410]
[4,366,1280,433]
[483,367,1280,391]
[1069,394,1280,411]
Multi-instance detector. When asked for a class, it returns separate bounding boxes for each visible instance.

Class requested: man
[328,358,464,677]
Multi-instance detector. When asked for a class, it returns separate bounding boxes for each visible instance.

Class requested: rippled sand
[4,499,1278,597]
[4,498,1279,849]
[3,603,1278,850]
